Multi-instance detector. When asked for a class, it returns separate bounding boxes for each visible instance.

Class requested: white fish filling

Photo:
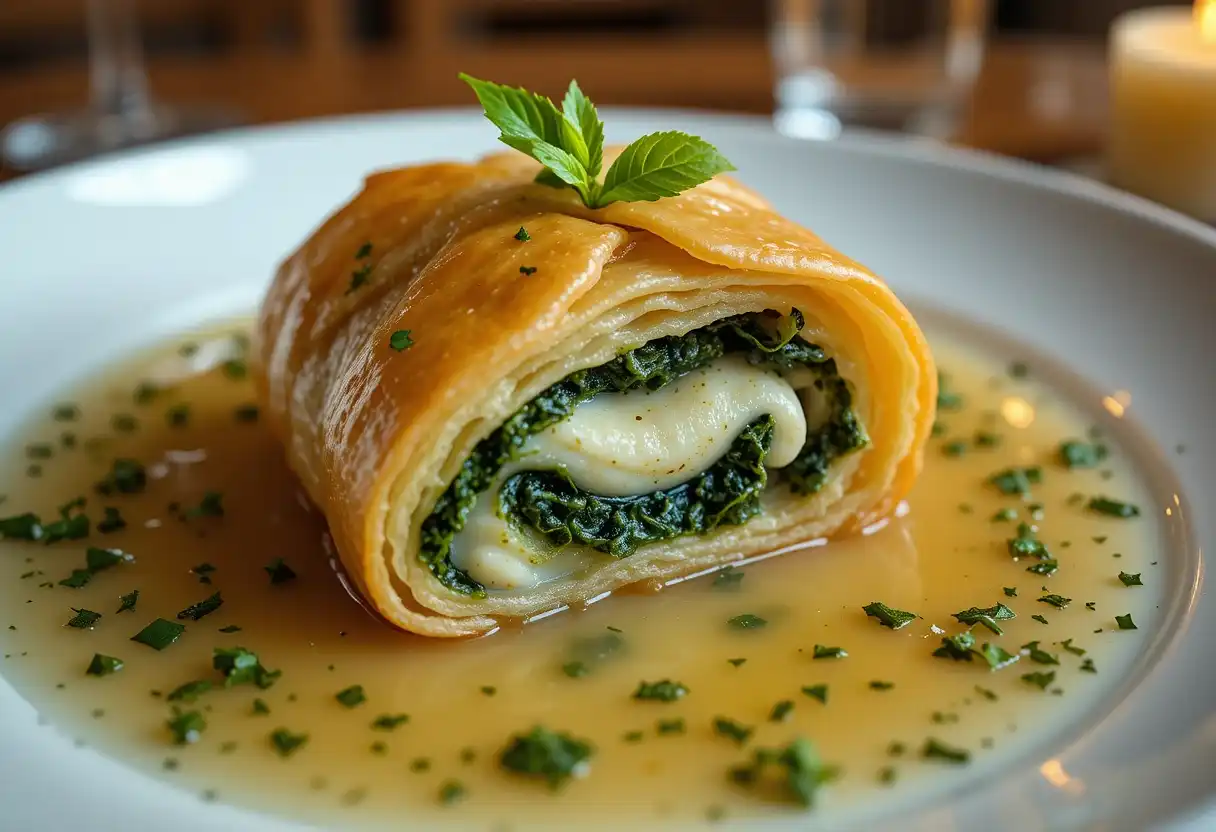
[448,355,809,591]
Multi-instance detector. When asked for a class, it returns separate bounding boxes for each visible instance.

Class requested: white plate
[0,111,1213,831]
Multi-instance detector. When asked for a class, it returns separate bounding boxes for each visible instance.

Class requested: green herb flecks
[1115,613,1138,630]
[0,512,44,541]
[167,708,206,744]
[96,458,147,495]
[1021,671,1056,690]
[1021,641,1060,665]
[499,726,593,789]
[812,645,847,660]
[988,467,1042,497]
[389,330,414,352]
[932,631,976,661]
[922,738,970,764]
[728,737,839,807]
[862,601,918,630]
[1119,572,1143,587]
[519,266,537,276]
[263,558,297,585]
[66,608,102,629]
[713,566,745,589]
[86,653,123,676]
[713,717,754,745]
[42,499,90,544]
[270,728,309,757]
[1059,440,1108,469]
[167,680,212,702]
[978,643,1019,671]
[951,603,1016,635]
[96,507,126,533]
[801,685,828,704]
[869,680,895,691]
[131,618,185,651]
[769,700,795,722]
[177,592,223,621]
[336,685,366,708]
[1087,497,1141,518]
[514,226,531,242]
[1038,594,1071,609]
[438,780,466,806]
[656,718,685,735]
[728,614,767,630]
[185,491,224,518]
[633,680,688,702]
[372,713,410,730]
[213,647,281,689]
[560,630,624,678]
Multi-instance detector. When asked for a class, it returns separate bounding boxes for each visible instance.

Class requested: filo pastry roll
[254,150,937,637]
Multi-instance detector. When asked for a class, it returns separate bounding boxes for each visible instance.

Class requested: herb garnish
[167,708,206,744]
[951,603,1016,635]
[218,624,241,633]
[1115,613,1138,630]
[166,404,190,427]
[1087,497,1141,518]
[263,558,297,585]
[978,643,1019,671]
[438,780,466,806]
[656,718,685,735]
[131,618,185,650]
[1031,614,1049,625]
[389,330,414,352]
[862,601,918,629]
[0,512,44,541]
[727,614,767,630]
[96,458,146,495]
[988,466,1042,496]
[1021,671,1056,690]
[1119,572,1143,587]
[728,738,838,806]
[922,738,970,764]
[933,631,976,661]
[1038,594,1071,609]
[499,726,593,788]
[177,592,223,621]
[812,645,847,659]
[633,680,688,702]
[42,499,90,544]
[713,717,754,745]
[336,685,367,708]
[801,685,828,704]
[371,713,409,730]
[270,728,309,757]
[519,266,537,276]
[97,507,126,533]
[185,491,224,518]
[462,75,734,209]
[346,263,372,295]
[769,700,794,722]
[1059,440,1108,468]
[252,698,271,715]
[66,608,101,629]
[213,646,281,689]
[514,226,531,242]
[190,563,216,584]
[713,566,745,589]
[869,680,895,691]
[1021,641,1060,665]
[974,686,999,701]
[1003,587,1018,597]
[167,680,212,702]
[86,653,123,676]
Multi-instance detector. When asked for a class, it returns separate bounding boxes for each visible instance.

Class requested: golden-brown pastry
[254,149,936,637]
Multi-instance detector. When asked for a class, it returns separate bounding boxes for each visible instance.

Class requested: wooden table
[0,38,1108,181]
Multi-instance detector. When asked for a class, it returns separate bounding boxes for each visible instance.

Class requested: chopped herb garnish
[480,685,497,696]
[869,680,895,691]
[974,430,1001,448]
[131,618,185,650]
[355,241,373,259]
[1031,614,1049,625]
[992,508,1017,523]
[42,500,90,543]
[1021,641,1060,665]
[862,601,918,629]
[116,590,139,613]
[519,265,537,276]
[879,766,897,785]
[95,458,146,495]
[562,661,589,678]
[812,645,847,660]
[979,643,1019,671]
[728,737,839,806]
[941,440,967,457]
[218,624,241,633]
[1119,572,1143,587]
[221,359,248,380]
[371,713,409,730]
[66,608,101,629]
[974,685,999,701]
[801,684,828,703]
[988,466,1042,496]
[336,684,367,708]
[1038,594,1071,609]
[1080,658,1097,673]
[0,512,44,541]
[86,546,132,572]
[1059,440,1108,469]
[622,730,644,743]
[1115,613,1138,630]
[186,491,224,518]
[389,330,414,352]
[97,507,126,533]
[713,566,744,588]
[86,653,123,676]
[111,413,138,432]
[438,780,466,806]
[1021,671,1056,690]
[167,708,206,744]
[190,563,216,584]
[1060,639,1086,656]
[726,657,747,667]
[58,569,93,589]
[252,698,271,715]
[166,404,190,427]
[951,603,1016,635]
[633,679,688,702]
[727,613,767,630]
[53,404,80,421]
[1086,601,1097,611]
[177,592,223,621]
[1087,497,1141,518]
[499,725,593,788]
[410,757,432,773]
[514,226,531,242]
[1003,587,1018,598]
[26,443,52,460]
[713,717,754,744]
[269,728,309,757]
[933,631,976,661]
[167,680,212,702]
[346,263,372,294]
[657,718,685,735]
[1027,560,1059,576]
[213,647,281,689]
[263,558,297,585]
[922,738,970,764]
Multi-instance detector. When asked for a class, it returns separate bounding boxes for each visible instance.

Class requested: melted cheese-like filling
[448,355,807,591]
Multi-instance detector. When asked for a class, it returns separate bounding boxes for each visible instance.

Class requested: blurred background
[0,0,1195,179]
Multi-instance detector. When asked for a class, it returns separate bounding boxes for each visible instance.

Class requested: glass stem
[87,0,153,120]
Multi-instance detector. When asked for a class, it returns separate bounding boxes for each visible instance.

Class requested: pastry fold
[254,150,936,637]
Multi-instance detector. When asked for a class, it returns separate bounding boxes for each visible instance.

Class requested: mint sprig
[460,74,734,209]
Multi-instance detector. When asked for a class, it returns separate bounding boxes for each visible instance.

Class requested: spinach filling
[418,310,868,596]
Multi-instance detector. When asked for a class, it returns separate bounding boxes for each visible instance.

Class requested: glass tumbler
[770,0,990,140]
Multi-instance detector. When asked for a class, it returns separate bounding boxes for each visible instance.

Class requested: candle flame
[1197,0,1216,43]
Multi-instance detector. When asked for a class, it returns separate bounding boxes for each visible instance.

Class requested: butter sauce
[0,323,1164,829]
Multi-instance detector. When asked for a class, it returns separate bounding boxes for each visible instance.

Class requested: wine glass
[1,0,240,172]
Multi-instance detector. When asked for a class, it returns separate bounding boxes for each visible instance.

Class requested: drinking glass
[1,0,239,171]
[770,0,990,140]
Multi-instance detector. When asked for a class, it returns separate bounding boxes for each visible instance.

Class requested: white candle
[1109,3,1216,222]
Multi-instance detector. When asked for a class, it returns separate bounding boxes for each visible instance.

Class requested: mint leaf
[562,80,603,178]
[596,131,735,207]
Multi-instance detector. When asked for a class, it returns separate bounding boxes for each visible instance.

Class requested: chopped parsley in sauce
[263,558,297,585]
[951,603,1016,635]
[130,618,185,650]
[801,685,828,703]
[633,680,688,702]
[499,726,593,788]
[922,738,970,764]
[177,592,223,621]
[66,608,101,629]
[811,645,847,659]
[389,330,414,352]
[86,653,123,676]
[269,728,309,757]
[336,685,367,708]
[727,614,767,630]
[713,717,754,744]
[1118,571,1143,586]
[1087,497,1141,518]
[862,601,918,629]
[1115,613,1138,630]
